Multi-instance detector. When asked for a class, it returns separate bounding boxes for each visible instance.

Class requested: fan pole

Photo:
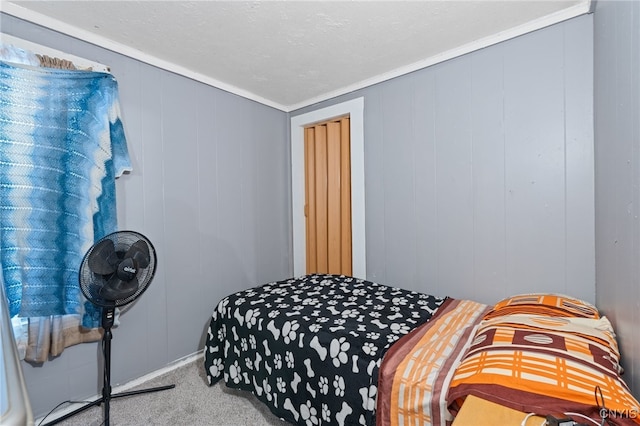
[102,308,115,425]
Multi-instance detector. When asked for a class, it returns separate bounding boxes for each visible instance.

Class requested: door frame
[290,97,366,278]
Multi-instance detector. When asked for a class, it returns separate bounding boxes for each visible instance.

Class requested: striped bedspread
[376,298,489,426]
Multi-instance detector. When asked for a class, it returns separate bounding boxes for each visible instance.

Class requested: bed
[204,275,640,426]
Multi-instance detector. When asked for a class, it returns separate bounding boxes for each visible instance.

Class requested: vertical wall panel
[161,73,201,362]
[564,17,595,299]
[594,0,640,397]
[503,26,566,296]
[434,59,474,300]
[381,77,417,289]
[470,47,507,304]
[195,83,219,347]
[253,105,290,280]
[137,64,169,368]
[411,72,439,297]
[363,90,387,284]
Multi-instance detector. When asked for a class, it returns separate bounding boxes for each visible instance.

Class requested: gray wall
[594,0,640,396]
[294,15,595,307]
[1,13,291,418]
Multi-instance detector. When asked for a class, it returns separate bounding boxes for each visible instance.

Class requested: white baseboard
[34,351,203,424]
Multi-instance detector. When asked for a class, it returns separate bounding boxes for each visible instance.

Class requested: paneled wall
[594,0,640,397]
[1,14,291,418]
[293,15,595,306]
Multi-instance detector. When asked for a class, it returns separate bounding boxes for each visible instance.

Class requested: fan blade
[100,273,139,301]
[125,240,151,269]
[88,239,118,275]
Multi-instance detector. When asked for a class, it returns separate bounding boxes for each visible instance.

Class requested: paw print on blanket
[282,320,300,344]
[207,358,223,379]
[359,385,377,411]
[285,351,295,368]
[217,324,226,341]
[330,336,350,367]
[216,297,229,315]
[392,296,408,305]
[262,378,273,401]
[333,375,346,397]
[318,376,329,395]
[277,376,287,393]
[321,403,331,422]
[390,322,410,334]
[362,342,378,356]
[244,308,259,328]
[300,400,319,425]
[228,360,242,384]
[274,353,283,369]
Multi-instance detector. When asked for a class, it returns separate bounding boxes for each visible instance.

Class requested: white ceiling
[2,1,592,112]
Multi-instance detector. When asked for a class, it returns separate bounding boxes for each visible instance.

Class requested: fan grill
[79,231,157,308]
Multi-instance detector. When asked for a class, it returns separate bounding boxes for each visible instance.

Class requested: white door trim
[290,97,366,278]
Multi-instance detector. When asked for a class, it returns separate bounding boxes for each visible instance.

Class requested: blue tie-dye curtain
[0,59,131,329]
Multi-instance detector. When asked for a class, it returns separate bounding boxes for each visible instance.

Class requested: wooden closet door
[304,117,352,275]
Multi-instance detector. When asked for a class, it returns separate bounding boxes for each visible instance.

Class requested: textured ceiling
[2,1,591,111]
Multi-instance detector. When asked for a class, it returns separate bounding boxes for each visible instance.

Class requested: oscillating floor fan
[44,231,174,426]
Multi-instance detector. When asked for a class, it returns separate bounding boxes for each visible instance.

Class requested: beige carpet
[44,357,287,426]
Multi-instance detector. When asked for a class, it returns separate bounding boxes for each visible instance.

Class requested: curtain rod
[0,33,110,73]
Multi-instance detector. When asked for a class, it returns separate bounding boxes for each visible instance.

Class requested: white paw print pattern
[362,342,378,356]
[300,401,319,425]
[276,377,287,393]
[245,308,259,328]
[285,351,295,368]
[282,320,300,344]
[318,376,329,395]
[262,378,273,401]
[321,403,331,422]
[274,353,283,369]
[390,322,410,334]
[359,385,377,410]
[330,337,350,367]
[228,360,242,384]
[208,358,223,377]
[333,375,346,397]
[217,324,226,341]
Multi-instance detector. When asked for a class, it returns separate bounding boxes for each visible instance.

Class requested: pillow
[483,293,600,320]
[447,313,640,425]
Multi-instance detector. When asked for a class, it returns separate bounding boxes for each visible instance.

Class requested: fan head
[80,231,157,307]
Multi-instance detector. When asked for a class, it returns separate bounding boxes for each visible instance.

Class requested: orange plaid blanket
[448,311,640,426]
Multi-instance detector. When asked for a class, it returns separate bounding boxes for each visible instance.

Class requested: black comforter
[204,274,446,425]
